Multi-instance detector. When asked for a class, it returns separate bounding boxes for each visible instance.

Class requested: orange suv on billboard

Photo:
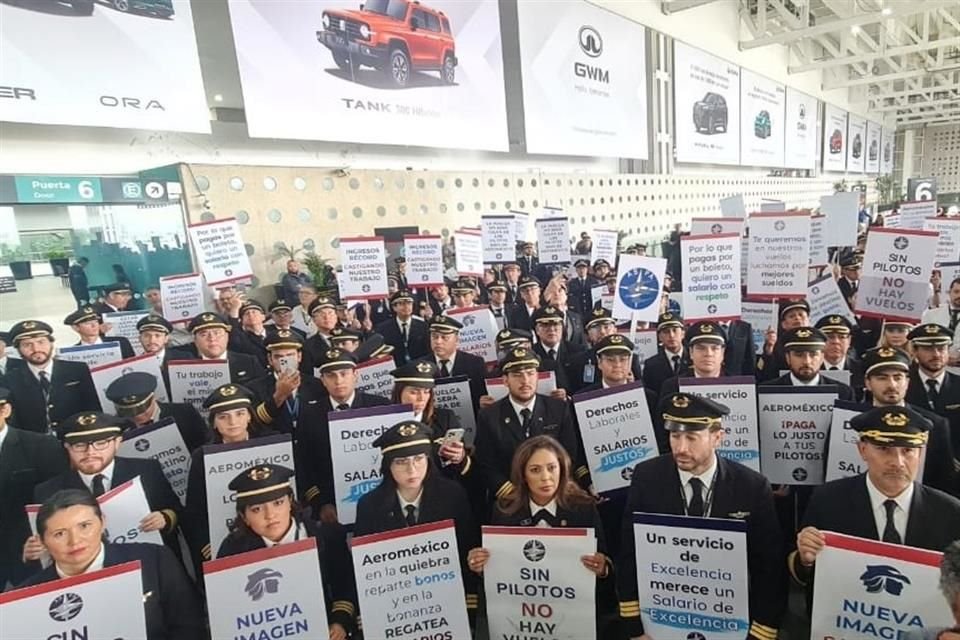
[317,0,457,89]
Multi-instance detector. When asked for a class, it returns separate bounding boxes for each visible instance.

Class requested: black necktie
[439,360,450,378]
[532,509,556,527]
[520,408,532,438]
[882,499,901,544]
[493,309,502,318]
[950,309,959,332]
[337,403,350,411]
[404,504,417,527]
[92,474,106,498]
[926,379,940,409]
[38,370,51,399]
[671,355,681,374]
[688,478,705,517]
[400,322,408,345]
[547,349,556,361]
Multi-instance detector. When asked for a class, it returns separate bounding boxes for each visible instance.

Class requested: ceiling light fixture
[850,25,860,34]
[213,94,224,103]
[881,7,892,16]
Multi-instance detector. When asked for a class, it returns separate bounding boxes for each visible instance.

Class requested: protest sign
[482,215,517,264]
[167,359,230,414]
[536,217,572,265]
[925,217,960,263]
[355,355,396,399]
[339,237,388,301]
[809,214,828,267]
[444,306,499,364]
[205,538,329,636]
[884,211,901,228]
[633,513,750,640]
[690,217,744,237]
[98,476,163,546]
[856,228,939,322]
[352,520,470,639]
[898,200,938,230]
[940,261,960,285]
[680,377,760,472]
[819,192,860,247]
[741,300,777,355]
[486,372,556,402]
[681,233,741,322]
[120,419,191,504]
[22,505,51,567]
[403,235,445,287]
[329,404,412,526]
[720,194,746,218]
[188,218,253,287]
[203,435,295,553]
[90,352,169,411]
[824,400,870,483]
[433,376,478,447]
[591,228,619,268]
[811,533,952,640]
[757,387,836,485]
[573,381,658,494]
[103,310,148,355]
[513,211,530,242]
[159,273,205,323]
[807,275,857,324]
[592,285,613,312]
[58,343,122,369]
[454,229,484,276]
[613,255,668,323]
[622,328,659,365]
[760,200,786,212]
[0,562,147,640]
[483,526,596,640]
[746,212,810,300]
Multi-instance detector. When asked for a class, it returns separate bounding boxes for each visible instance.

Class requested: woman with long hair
[217,464,357,640]
[878,320,914,354]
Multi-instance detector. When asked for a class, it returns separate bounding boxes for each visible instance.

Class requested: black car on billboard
[829,129,843,154]
[851,133,862,159]
[693,92,727,134]
[100,0,173,17]
[868,139,878,162]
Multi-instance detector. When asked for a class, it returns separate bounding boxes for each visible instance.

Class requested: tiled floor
[0,275,80,343]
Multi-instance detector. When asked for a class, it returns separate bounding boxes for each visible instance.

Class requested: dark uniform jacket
[821,354,866,402]
[0,427,68,587]
[425,406,473,480]
[507,304,537,333]
[533,341,585,392]
[19,543,206,640]
[301,332,335,377]
[168,346,266,388]
[907,403,959,496]
[154,401,208,453]
[6,359,101,434]
[642,348,688,399]
[488,304,517,330]
[567,349,644,395]
[722,320,758,377]
[906,368,960,461]
[760,372,856,402]
[429,351,488,413]
[563,310,587,347]
[375,316,429,367]
[227,321,269,370]
[567,276,600,317]
[618,454,787,640]
[74,336,135,360]
[475,394,590,500]
[217,515,358,633]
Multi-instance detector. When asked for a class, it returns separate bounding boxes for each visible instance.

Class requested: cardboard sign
[483,526,597,640]
[354,355,397,399]
[633,513,750,640]
[613,255,668,323]
[809,214,828,267]
[591,228,619,268]
[811,533,952,640]
[160,273,205,324]
[90,352,169,411]
[203,435,296,552]
[747,212,811,299]
[757,387,837,485]
[433,376,478,447]
[482,215,517,264]
[328,404,412,526]
[0,562,147,640]
[513,211,530,242]
[623,328,659,365]
[681,233,741,322]
[690,217,744,237]
[454,229,484,276]
[720,194,746,218]
[535,217,571,265]
[403,235,445,287]
[592,285,613,312]
[204,538,329,636]
[807,275,857,324]
[741,300,777,355]
[573,381,658,494]
[58,343,122,369]
[884,211,901,228]
[898,200,938,230]
[924,217,960,263]
[352,521,471,640]
[486,372,556,402]
[760,200,786,213]
[120,419,191,505]
[167,359,231,414]
[824,400,870,483]
[444,306,500,364]
[856,228,939,322]
[819,192,860,247]
[339,237,388,301]
[98,476,163,546]
[103,310,148,355]
[680,377,761,472]
[188,218,253,287]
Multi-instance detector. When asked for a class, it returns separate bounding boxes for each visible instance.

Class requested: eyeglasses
[391,454,428,469]
[67,438,117,453]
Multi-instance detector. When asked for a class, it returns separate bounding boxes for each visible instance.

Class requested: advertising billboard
[783,87,819,170]
[674,42,741,165]
[822,103,848,172]
[739,68,785,168]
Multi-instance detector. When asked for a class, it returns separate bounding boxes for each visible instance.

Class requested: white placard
[680,377,761,472]
[824,400,869,483]
[591,229,619,268]
[482,215,517,264]
[746,212,811,299]
[445,306,500,364]
[0,563,147,640]
[187,218,254,287]
[741,300,777,355]
[819,192,861,248]
[880,128,896,174]
[355,355,396,399]
[160,273,205,324]
[846,114,867,173]
[809,215,828,267]
[99,476,163,546]
[856,228,939,323]
[623,328,660,365]
[925,217,960,263]
[592,284,613,312]
[205,538,330,637]
[120,419,191,505]
[811,533,952,640]
[486,372,556,403]
[760,200,786,213]
[513,211,530,242]
[455,229,484,277]
[203,435,296,553]
[720,194,746,218]
[167,359,231,414]
[865,121,882,174]
[690,217,744,237]
[573,381,658,494]
[433,376,478,447]
[899,200,938,231]
[339,237,388,301]
[58,343,123,369]
[757,388,837,485]
[822,104,849,172]
[403,235,445,287]
[613,255,668,322]
[633,513,750,640]
[483,526,596,640]
[739,68,785,168]
[674,42,741,165]
[103,310,148,356]
[784,88,819,170]
[807,275,857,324]
[329,404,412,526]
[90,352,170,411]
[536,217,572,265]
[681,233,741,322]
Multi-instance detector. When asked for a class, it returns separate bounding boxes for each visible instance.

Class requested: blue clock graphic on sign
[618,268,660,311]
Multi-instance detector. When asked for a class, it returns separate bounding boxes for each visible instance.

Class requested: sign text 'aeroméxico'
[856,228,939,323]
[680,377,761,472]
[757,387,837,485]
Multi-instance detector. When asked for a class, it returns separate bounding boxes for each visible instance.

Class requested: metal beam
[825,65,960,89]
[899,116,960,127]
[868,82,960,102]
[739,1,956,50]
[871,96,960,111]
[793,36,960,73]
[661,0,718,14]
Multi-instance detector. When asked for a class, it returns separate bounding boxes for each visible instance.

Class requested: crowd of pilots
[1,248,959,640]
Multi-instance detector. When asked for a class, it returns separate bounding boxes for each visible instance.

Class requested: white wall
[12,205,71,232]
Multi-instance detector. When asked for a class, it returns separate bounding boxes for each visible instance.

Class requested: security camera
[335,167,351,177]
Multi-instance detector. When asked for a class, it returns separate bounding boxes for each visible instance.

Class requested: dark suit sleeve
[925,417,958,497]
[152,544,207,640]
[183,450,209,565]
[617,466,646,637]
[321,523,359,633]
[744,473,787,640]
[739,325,757,377]
[173,404,208,453]
[77,364,102,412]
[473,408,513,500]
[558,402,591,489]
[140,459,182,535]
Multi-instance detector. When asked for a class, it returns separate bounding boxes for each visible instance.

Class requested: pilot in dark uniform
[641,311,688,396]
[63,306,135,359]
[173,312,267,387]
[105,371,209,452]
[905,323,960,458]
[815,314,865,400]
[760,327,856,401]
[567,258,599,317]
[266,298,307,340]
[757,299,811,382]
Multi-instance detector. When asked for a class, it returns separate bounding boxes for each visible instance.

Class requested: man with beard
[905,323,960,460]
[758,299,811,381]
[815,314,864,400]
[760,327,855,400]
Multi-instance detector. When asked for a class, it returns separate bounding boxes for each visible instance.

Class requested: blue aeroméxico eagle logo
[860,565,911,596]
[245,568,283,601]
